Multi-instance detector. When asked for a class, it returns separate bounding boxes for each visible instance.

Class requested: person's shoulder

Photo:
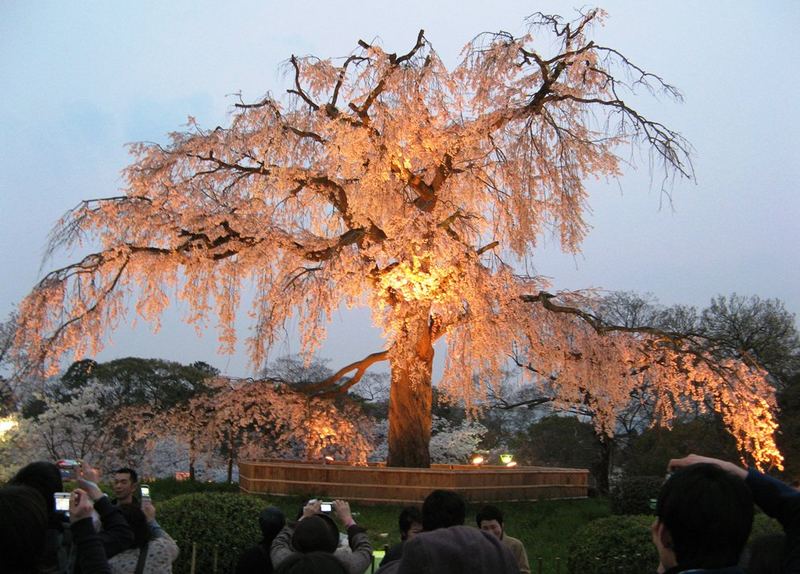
[399,527,518,573]
[108,547,138,568]
[502,534,524,548]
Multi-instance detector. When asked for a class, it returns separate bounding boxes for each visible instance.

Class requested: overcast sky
[1,1,798,377]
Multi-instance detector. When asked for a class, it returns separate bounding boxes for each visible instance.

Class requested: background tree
[620,415,740,477]
[19,380,121,466]
[15,357,219,472]
[0,313,18,416]
[14,11,782,468]
[59,357,217,409]
[509,415,606,486]
[143,376,374,481]
[699,294,800,386]
[776,372,800,479]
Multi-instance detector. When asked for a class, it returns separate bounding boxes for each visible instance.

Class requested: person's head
[421,489,466,532]
[398,506,423,541]
[0,485,49,572]
[259,506,286,544]
[653,463,753,570]
[9,461,64,515]
[274,551,347,574]
[118,504,150,549]
[291,514,340,554]
[476,505,504,539]
[113,467,138,503]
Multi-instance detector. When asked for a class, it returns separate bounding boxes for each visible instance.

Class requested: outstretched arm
[334,500,372,574]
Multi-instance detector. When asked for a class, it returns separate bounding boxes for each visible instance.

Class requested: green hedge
[157,492,265,574]
[142,477,239,501]
[567,510,782,574]
[749,512,782,540]
[609,476,664,515]
[567,515,657,573]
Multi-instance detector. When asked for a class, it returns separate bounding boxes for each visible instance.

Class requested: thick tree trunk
[386,313,435,468]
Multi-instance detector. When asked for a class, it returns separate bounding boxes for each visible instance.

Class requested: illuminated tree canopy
[14,10,782,468]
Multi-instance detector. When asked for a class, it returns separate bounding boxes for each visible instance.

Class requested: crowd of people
[0,463,177,574]
[1,454,798,573]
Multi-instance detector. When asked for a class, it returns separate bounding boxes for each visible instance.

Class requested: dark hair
[118,504,150,549]
[476,505,504,527]
[398,506,422,539]
[291,514,339,554]
[274,551,347,574]
[259,506,286,544]
[9,461,64,515]
[114,467,139,483]
[0,485,49,571]
[422,489,466,531]
[656,463,753,569]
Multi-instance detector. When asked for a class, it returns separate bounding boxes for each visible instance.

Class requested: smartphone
[54,492,71,515]
[140,484,151,500]
[320,501,334,513]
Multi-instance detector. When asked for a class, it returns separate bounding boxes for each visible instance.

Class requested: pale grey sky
[1,1,798,377]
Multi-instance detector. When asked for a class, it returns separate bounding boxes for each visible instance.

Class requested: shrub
[749,511,782,540]
[567,515,657,574]
[157,492,266,574]
[609,476,663,515]
[145,477,239,501]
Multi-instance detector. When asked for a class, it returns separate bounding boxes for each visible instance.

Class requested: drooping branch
[521,291,700,342]
[519,290,771,399]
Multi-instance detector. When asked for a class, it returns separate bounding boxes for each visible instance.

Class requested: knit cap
[291,514,340,554]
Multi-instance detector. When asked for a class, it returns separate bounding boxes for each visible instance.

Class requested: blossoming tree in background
[132,377,373,480]
[14,10,782,468]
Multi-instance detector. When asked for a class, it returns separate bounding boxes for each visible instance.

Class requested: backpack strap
[134,542,149,574]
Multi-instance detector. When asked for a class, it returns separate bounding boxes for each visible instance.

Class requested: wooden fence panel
[238,460,588,503]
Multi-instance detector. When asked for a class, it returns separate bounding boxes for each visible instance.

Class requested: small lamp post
[500,453,513,465]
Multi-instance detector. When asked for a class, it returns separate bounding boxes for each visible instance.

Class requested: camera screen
[54,492,70,512]
[320,502,332,512]
[140,485,151,498]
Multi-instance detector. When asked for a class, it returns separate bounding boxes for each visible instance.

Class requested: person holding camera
[0,482,119,574]
[69,487,115,574]
[270,499,372,574]
[107,499,179,574]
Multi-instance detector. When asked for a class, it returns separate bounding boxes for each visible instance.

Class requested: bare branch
[288,56,320,111]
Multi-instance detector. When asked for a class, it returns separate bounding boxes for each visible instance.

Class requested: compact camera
[309,498,335,512]
[54,492,71,515]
